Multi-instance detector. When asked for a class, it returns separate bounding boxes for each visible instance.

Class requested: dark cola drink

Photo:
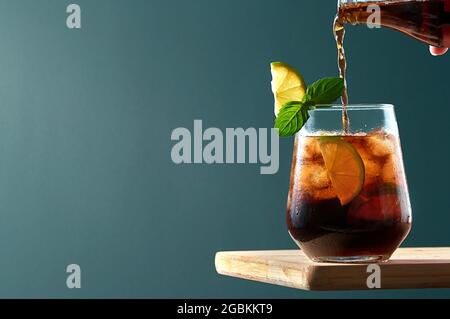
[287,130,412,263]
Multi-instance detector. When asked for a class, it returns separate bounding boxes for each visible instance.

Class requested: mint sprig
[274,77,344,137]
[274,102,310,137]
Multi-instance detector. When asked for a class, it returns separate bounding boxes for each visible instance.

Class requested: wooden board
[215,248,450,291]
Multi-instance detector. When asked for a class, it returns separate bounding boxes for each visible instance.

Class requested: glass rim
[310,104,394,111]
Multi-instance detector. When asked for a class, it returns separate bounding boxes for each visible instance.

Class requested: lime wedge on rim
[270,62,307,116]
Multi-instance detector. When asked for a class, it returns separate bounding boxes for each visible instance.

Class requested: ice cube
[300,138,322,162]
[300,164,331,190]
[382,157,402,184]
[366,133,396,158]
[364,159,383,186]
[311,187,337,201]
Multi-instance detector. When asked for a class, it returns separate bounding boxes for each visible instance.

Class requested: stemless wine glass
[286,104,412,263]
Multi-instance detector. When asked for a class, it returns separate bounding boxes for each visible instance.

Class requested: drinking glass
[287,104,412,263]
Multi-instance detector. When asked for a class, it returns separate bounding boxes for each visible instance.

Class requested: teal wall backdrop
[0,0,448,298]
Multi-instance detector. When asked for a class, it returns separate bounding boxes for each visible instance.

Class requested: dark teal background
[0,0,448,298]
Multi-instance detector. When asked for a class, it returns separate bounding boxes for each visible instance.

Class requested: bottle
[337,0,450,48]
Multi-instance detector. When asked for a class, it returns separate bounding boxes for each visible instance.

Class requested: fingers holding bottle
[430,26,450,56]
[430,46,448,56]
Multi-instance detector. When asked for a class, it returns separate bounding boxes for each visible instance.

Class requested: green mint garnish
[274,77,344,137]
[274,101,310,137]
[304,77,345,105]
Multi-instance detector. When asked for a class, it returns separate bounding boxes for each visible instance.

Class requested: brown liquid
[287,195,411,260]
[333,16,350,133]
[287,132,412,262]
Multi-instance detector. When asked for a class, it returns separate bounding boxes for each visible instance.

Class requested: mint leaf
[305,77,344,105]
[272,74,345,137]
[274,101,310,137]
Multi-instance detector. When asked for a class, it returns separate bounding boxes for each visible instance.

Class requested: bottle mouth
[310,104,394,111]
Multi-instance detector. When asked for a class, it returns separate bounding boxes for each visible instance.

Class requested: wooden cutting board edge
[215,248,450,291]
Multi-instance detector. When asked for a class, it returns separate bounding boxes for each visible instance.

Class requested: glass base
[311,255,388,264]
